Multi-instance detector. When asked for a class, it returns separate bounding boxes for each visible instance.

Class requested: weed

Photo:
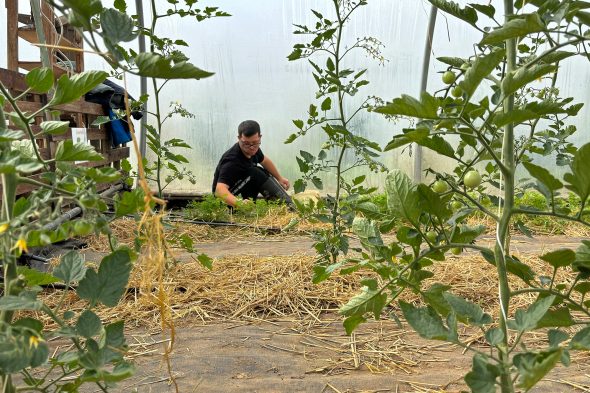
[185,195,230,222]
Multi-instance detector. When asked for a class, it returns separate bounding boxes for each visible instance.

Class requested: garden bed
[29,205,590,392]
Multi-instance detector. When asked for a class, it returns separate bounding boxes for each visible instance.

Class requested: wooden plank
[3,100,43,113]
[0,68,28,91]
[1,69,105,115]
[3,98,105,117]
[38,147,50,160]
[18,13,34,25]
[7,123,41,131]
[54,99,104,116]
[6,0,18,71]
[18,26,76,50]
[51,128,107,142]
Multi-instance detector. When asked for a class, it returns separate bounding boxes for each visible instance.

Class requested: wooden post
[6,0,18,71]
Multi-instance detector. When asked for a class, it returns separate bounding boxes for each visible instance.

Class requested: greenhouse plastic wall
[1,1,589,193]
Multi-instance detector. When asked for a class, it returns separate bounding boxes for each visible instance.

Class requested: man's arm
[260,157,289,190]
[215,182,238,207]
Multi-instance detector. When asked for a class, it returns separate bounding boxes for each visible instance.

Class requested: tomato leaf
[509,296,555,332]
[375,92,439,119]
[76,249,133,307]
[53,250,87,284]
[459,49,505,98]
[135,52,214,79]
[100,8,136,44]
[502,64,556,98]
[514,350,562,391]
[25,67,54,93]
[564,143,590,204]
[443,293,492,326]
[40,120,70,135]
[540,248,575,268]
[480,13,545,45]
[50,71,108,106]
[399,301,450,340]
[76,310,103,338]
[465,354,499,393]
[55,140,103,162]
[385,169,421,223]
[340,286,387,321]
[427,0,478,27]
[523,161,563,192]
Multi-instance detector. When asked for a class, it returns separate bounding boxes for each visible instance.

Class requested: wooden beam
[17,26,77,50]
[3,99,105,116]
[0,68,29,91]
[51,128,107,142]
[6,0,18,71]
[55,100,105,116]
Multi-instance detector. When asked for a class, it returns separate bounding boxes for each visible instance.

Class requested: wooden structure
[5,0,84,76]
[2,1,130,196]
[1,69,130,195]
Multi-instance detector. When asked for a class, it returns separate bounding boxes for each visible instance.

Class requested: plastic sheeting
[2,1,589,193]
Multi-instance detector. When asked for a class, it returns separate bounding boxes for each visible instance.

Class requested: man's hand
[237,198,254,206]
[278,177,290,190]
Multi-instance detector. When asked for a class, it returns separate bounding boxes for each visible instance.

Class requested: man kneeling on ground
[212,120,293,208]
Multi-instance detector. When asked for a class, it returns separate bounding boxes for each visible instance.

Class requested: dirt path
[107,233,590,392]
[23,217,589,392]
[122,318,589,393]
[186,234,586,258]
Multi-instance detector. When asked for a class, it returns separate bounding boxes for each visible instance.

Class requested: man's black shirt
[212,143,265,193]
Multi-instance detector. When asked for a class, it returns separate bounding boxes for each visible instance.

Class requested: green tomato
[79,195,96,208]
[74,220,94,237]
[451,86,463,98]
[432,180,449,193]
[442,71,456,85]
[464,170,482,189]
[451,200,463,211]
[425,231,437,243]
[451,247,462,255]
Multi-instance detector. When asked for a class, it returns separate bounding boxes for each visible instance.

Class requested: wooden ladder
[5,0,84,76]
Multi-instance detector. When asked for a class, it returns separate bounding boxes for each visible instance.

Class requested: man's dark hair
[238,120,261,137]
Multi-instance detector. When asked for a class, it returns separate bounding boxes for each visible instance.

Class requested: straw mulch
[33,250,590,379]
[37,250,584,332]
[85,214,325,252]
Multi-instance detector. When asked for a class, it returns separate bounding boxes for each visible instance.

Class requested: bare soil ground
[95,233,590,393]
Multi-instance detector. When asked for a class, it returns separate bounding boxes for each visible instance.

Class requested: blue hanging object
[108,109,132,147]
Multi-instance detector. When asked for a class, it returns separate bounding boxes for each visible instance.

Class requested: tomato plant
[0,1,222,391]
[0,66,137,392]
[286,0,387,282]
[332,2,590,393]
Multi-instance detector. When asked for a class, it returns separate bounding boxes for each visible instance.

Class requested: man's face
[238,133,261,158]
